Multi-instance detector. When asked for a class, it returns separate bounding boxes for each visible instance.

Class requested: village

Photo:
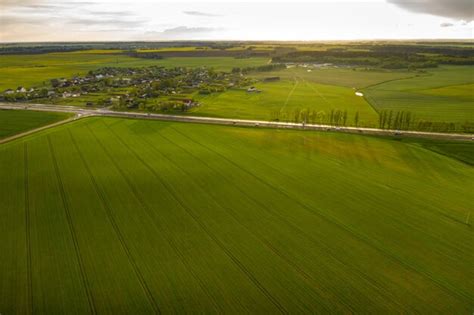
[1,65,255,112]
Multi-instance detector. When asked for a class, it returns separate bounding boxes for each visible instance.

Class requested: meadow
[193,79,379,126]
[0,109,71,139]
[191,66,416,125]
[0,116,472,314]
[363,66,474,124]
[0,51,269,90]
[249,66,415,89]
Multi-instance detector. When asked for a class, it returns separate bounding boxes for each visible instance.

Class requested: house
[247,86,261,93]
[16,86,27,93]
[4,89,14,95]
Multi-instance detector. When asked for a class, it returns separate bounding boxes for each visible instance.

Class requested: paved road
[1,102,472,141]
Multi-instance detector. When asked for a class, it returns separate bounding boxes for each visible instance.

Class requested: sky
[0,0,473,42]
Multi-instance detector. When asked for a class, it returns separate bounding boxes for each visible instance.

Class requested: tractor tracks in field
[23,143,33,315]
[148,127,354,313]
[205,130,470,253]
[102,121,288,315]
[167,126,412,310]
[168,126,472,305]
[67,129,161,315]
[296,74,333,107]
[280,78,299,113]
[88,121,223,313]
[47,136,97,315]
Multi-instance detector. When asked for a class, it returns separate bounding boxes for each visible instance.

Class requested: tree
[39,88,49,98]
[51,78,60,88]
[387,110,393,129]
[354,111,359,127]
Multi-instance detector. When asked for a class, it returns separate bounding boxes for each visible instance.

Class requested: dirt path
[0,113,82,145]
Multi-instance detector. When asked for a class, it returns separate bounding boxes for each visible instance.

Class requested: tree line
[270,108,358,127]
[268,108,473,133]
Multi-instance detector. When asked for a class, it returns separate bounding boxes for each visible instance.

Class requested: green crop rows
[0,117,473,313]
[0,109,71,139]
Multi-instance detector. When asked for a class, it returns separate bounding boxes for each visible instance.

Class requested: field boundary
[0,113,79,144]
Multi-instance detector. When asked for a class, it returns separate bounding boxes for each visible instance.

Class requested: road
[1,102,472,141]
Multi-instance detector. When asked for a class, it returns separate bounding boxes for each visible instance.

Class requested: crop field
[363,66,474,123]
[250,66,415,89]
[0,51,269,90]
[0,116,472,314]
[0,109,71,139]
[189,65,418,125]
[193,78,379,125]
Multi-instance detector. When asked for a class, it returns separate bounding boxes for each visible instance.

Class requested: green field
[1,116,472,313]
[363,66,474,123]
[250,66,415,89]
[0,51,269,90]
[190,66,420,125]
[193,79,379,126]
[0,109,71,139]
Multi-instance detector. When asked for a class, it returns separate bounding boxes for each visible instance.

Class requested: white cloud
[183,11,221,17]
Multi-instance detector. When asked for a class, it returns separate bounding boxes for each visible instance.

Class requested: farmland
[0,109,71,139]
[1,116,473,313]
[363,66,474,124]
[192,78,380,126]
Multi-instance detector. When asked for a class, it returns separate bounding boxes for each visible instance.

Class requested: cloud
[387,0,473,21]
[0,14,50,27]
[440,22,454,27]
[161,26,220,35]
[183,11,221,17]
[87,10,135,17]
[144,26,222,40]
[67,17,145,28]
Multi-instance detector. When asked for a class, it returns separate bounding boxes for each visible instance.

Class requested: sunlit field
[1,116,472,314]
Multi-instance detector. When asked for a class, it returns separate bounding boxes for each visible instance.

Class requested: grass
[0,51,269,90]
[0,109,71,139]
[250,66,414,89]
[363,66,474,123]
[0,116,472,313]
[193,78,380,126]
[190,65,413,125]
[396,137,474,166]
